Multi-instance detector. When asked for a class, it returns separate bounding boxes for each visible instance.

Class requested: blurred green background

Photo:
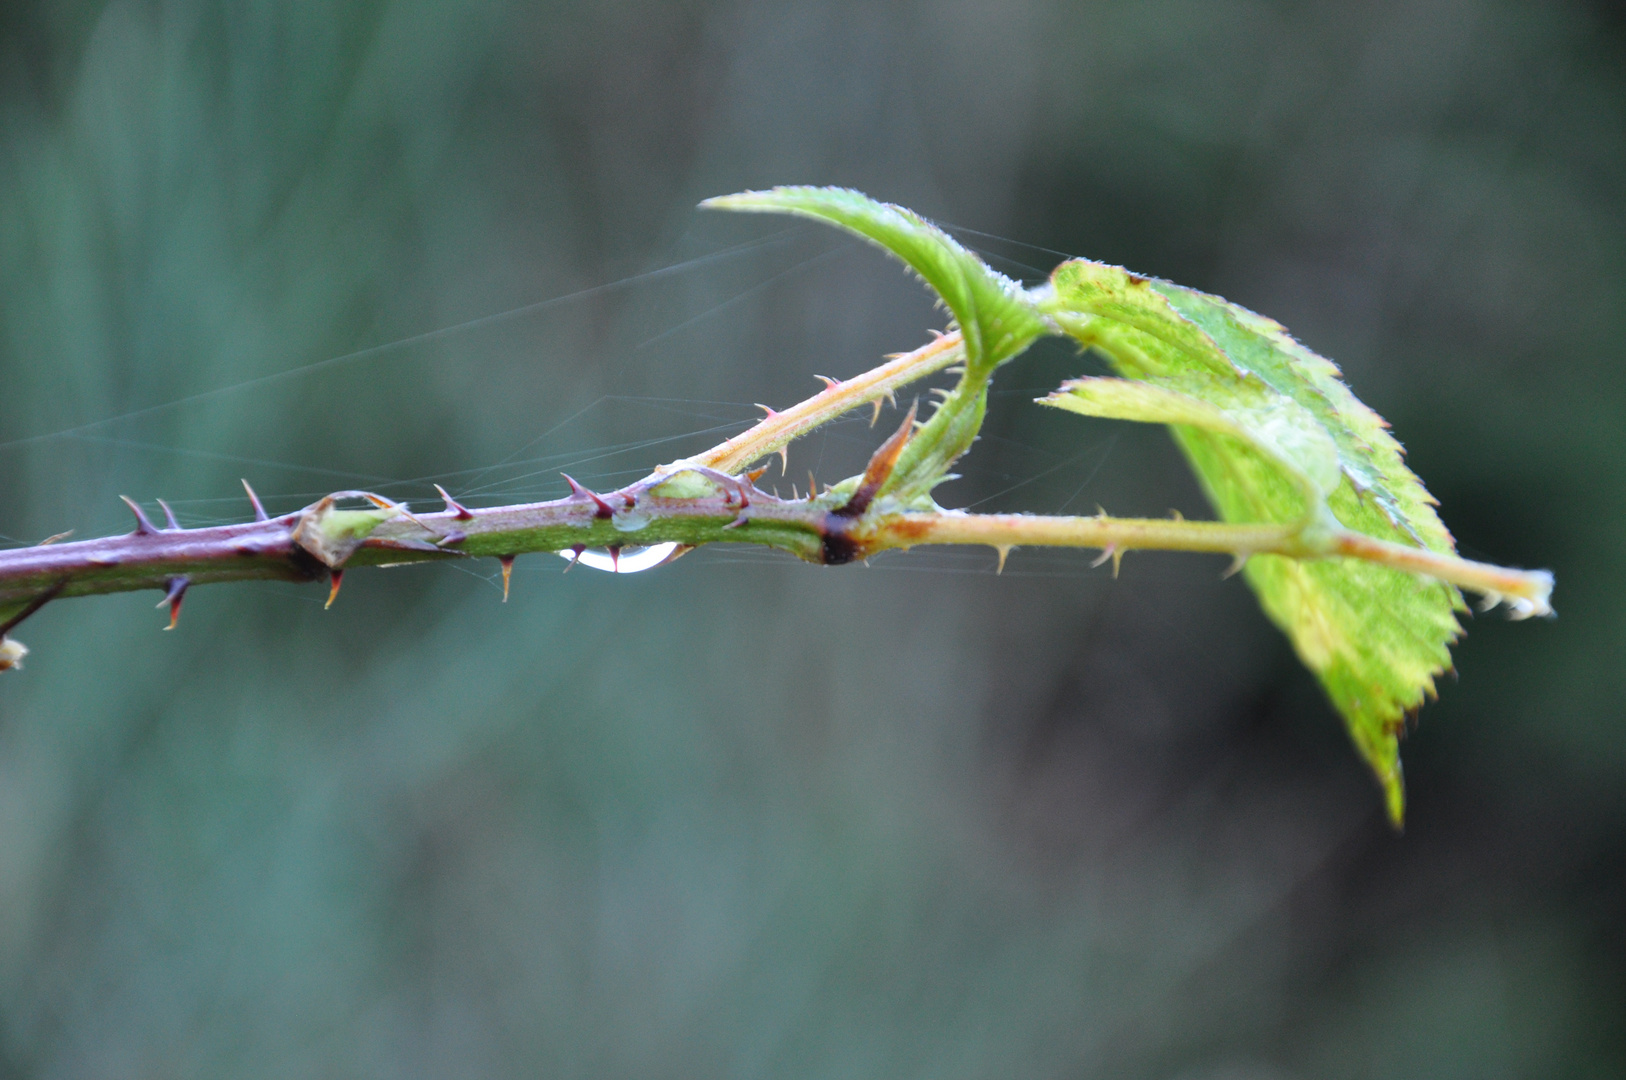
[0,1,1621,1076]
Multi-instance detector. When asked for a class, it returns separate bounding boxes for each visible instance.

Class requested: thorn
[436,530,467,547]
[994,545,1012,574]
[723,512,750,530]
[561,474,615,518]
[500,556,515,600]
[1222,554,1249,579]
[745,466,768,484]
[608,545,622,573]
[434,484,475,520]
[815,375,840,391]
[870,398,884,427]
[791,483,800,500]
[834,399,919,519]
[928,386,952,401]
[1091,546,1120,575]
[358,493,431,531]
[37,531,73,546]
[776,445,789,476]
[927,328,945,340]
[157,576,189,630]
[325,570,344,610]
[1169,508,1184,521]
[562,546,584,573]
[886,389,898,409]
[755,403,779,418]
[808,471,819,497]
[1113,549,1124,578]
[157,499,180,530]
[1096,505,1109,519]
[232,479,266,522]
[120,496,159,535]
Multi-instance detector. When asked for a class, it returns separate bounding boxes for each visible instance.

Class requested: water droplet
[558,543,679,574]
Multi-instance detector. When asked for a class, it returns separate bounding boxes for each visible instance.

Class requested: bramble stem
[694,331,963,473]
[0,325,1552,641]
[858,511,1552,616]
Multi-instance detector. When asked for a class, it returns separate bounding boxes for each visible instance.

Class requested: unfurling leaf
[1041,261,1465,825]
[702,187,1045,374]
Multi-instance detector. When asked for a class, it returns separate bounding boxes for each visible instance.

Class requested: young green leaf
[702,187,1045,375]
[1040,260,1467,825]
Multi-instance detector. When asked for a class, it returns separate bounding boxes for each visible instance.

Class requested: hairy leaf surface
[1041,261,1464,824]
[703,187,1045,374]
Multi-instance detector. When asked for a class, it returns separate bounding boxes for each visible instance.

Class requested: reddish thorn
[119,496,159,535]
[241,480,269,522]
[754,403,779,418]
[608,545,622,572]
[623,493,637,510]
[157,576,190,630]
[561,474,615,518]
[499,556,515,601]
[434,484,474,520]
[815,375,840,391]
[325,570,344,610]
[745,466,768,484]
[436,530,468,547]
[157,499,180,530]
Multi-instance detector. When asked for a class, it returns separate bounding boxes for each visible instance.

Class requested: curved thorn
[815,375,840,391]
[325,569,344,610]
[561,474,615,518]
[434,484,475,520]
[37,531,73,546]
[1090,545,1117,570]
[994,545,1012,575]
[754,403,779,418]
[156,499,180,530]
[1222,554,1249,579]
[157,576,190,630]
[870,398,884,427]
[776,445,789,475]
[120,496,159,535]
[436,530,468,548]
[242,479,270,522]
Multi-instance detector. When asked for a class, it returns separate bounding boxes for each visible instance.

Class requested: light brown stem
[693,331,963,474]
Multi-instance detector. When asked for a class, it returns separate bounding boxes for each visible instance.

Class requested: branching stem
[0,325,1551,639]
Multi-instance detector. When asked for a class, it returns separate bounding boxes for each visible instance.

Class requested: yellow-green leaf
[1042,260,1464,825]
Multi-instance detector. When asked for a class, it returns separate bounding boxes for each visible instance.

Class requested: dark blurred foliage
[0,1,1621,1076]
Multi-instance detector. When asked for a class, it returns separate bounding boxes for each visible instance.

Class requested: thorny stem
[694,330,963,474]
[0,327,1553,654]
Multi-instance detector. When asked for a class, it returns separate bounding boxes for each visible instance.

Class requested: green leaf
[702,187,1045,374]
[1041,260,1464,825]
[1042,374,1341,507]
